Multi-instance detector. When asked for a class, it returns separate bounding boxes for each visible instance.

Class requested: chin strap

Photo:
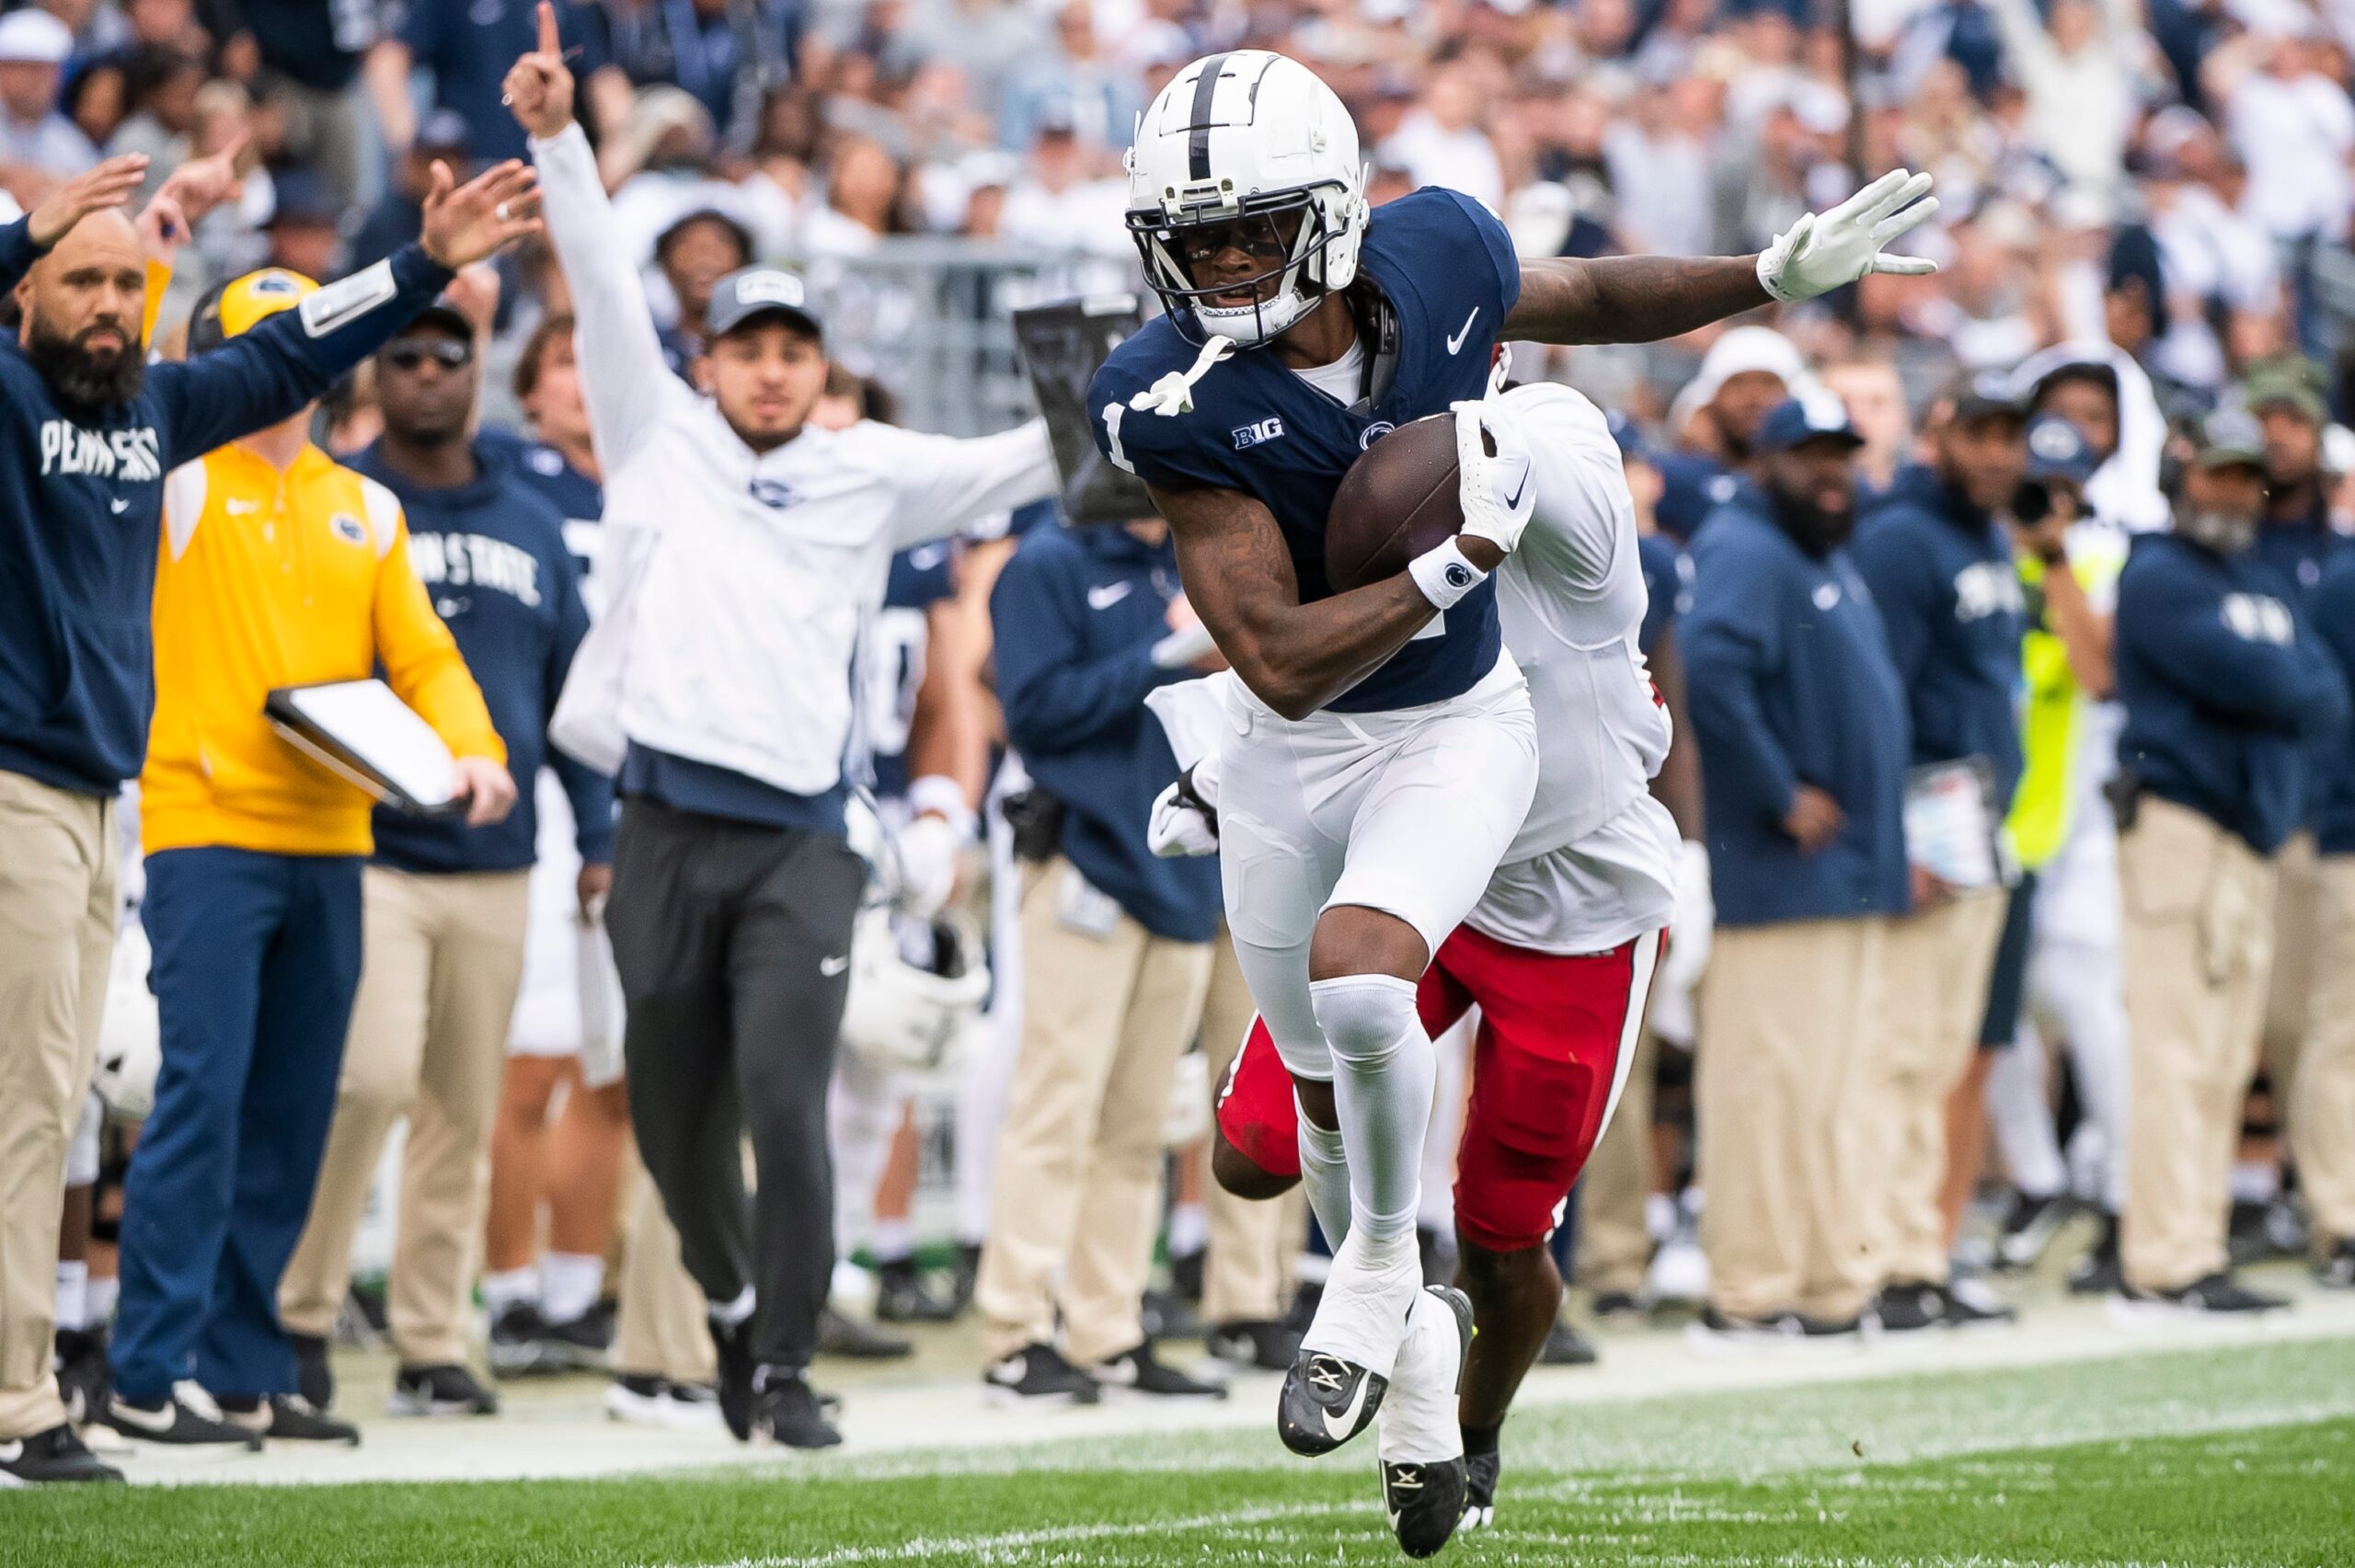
[1132,333,1235,418]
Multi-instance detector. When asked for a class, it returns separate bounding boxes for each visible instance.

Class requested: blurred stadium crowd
[5,0,2354,1480]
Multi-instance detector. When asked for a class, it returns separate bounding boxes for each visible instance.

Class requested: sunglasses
[382,339,474,371]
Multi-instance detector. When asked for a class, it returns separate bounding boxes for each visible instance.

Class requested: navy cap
[705,266,823,343]
[1752,393,1865,455]
[2024,415,2097,486]
[1946,367,2025,426]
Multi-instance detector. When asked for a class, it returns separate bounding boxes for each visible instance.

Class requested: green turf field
[8,1337,2352,1566]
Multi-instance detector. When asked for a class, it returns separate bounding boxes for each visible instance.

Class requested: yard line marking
[645,1498,1365,1568]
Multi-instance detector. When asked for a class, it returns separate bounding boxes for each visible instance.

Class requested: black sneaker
[874,1259,958,1323]
[2068,1214,2123,1295]
[99,1389,263,1448]
[1461,1448,1499,1530]
[1168,1248,1205,1304]
[1872,1280,1945,1333]
[982,1343,1100,1407]
[290,1332,334,1412]
[487,1302,556,1377]
[538,1303,615,1371]
[218,1393,361,1445]
[2228,1196,2307,1265]
[751,1367,842,1449]
[54,1326,109,1427]
[1087,1341,1228,1400]
[0,1423,121,1483]
[387,1364,499,1417]
[1538,1320,1598,1366]
[1140,1288,1201,1342]
[707,1310,756,1442]
[949,1242,983,1313]
[1993,1190,2074,1270]
[1940,1275,2017,1328]
[2114,1272,2292,1321]
[1589,1290,1645,1321]
[817,1306,912,1360]
[1277,1349,1386,1456]
[1205,1318,1302,1371]
[1687,1305,1863,1348]
[1383,1454,1470,1560]
[2315,1239,2355,1290]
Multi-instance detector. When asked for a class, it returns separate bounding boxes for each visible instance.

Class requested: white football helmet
[93,922,160,1123]
[837,907,989,1074]
[1125,51,1369,347]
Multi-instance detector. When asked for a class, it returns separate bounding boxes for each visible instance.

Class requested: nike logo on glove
[1502,465,1529,510]
[1446,308,1480,356]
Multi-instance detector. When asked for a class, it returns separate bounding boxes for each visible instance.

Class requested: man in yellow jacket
[104,269,516,1448]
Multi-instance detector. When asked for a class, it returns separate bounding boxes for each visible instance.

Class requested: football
[1324,412,1466,591]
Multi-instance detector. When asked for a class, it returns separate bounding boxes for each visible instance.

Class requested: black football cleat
[1461,1448,1499,1530]
[1383,1454,1470,1559]
[1276,1348,1386,1457]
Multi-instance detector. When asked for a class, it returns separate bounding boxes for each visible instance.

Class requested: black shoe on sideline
[1689,1305,1863,1347]
[1872,1280,1945,1333]
[817,1306,913,1360]
[538,1303,615,1370]
[290,1332,334,1413]
[487,1302,556,1377]
[2115,1272,2292,1320]
[0,1423,121,1483]
[1087,1340,1228,1400]
[1461,1448,1499,1530]
[1941,1275,2018,1328]
[99,1390,263,1448]
[1538,1320,1599,1366]
[982,1343,1100,1407]
[1993,1190,2074,1271]
[1589,1290,1645,1321]
[2315,1239,2355,1290]
[949,1242,983,1313]
[708,1310,756,1441]
[219,1393,361,1445]
[874,1259,958,1323]
[1277,1349,1385,1457]
[1205,1318,1302,1371]
[2068,1214,2123,1296]
[387,1364,499,1417]
[751,1367,842,1449]
[1141,1288,1202,1343]
[1383,1454,1470,1559]
[54,1326,109,1427]
[1168,1248,1205,1304]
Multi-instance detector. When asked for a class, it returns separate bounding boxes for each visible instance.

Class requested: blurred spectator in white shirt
[998,0,1140,156]
[2211,30,2355,246]
[1604,68,1717,258]
[1380,56,1506,215]
[0,8,97,207]
[1989,0,2143,205]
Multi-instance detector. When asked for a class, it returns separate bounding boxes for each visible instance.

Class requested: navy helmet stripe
[1186,52,1232,181]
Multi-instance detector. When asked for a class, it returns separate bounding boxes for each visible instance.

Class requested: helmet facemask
[1129,185,1354,348]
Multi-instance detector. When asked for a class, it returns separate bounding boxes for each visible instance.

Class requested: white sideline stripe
[644,1498,1364,1568]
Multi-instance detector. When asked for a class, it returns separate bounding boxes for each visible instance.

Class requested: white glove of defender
[1453,397,1536,556]
[1648,840,1713,1049]
[1755,168,1939,303]
[891,813,962,917]
[1148,750,1222,859]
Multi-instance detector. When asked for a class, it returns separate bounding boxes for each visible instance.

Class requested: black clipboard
[1012,294,1159,525]
[265,680,466,818]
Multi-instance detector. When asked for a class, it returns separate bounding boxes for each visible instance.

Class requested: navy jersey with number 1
[1086,187,1520,715]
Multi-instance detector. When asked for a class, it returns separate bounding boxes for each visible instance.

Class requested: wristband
[905,773,977,841]
[1151,623,1217,670]
[1408,538,1488,612]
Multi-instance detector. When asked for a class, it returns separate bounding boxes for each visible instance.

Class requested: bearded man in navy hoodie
[278,302,611,1420]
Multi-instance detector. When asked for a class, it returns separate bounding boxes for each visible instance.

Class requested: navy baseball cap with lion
[705,266,823,343]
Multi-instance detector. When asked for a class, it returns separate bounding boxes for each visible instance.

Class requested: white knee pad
[1309,973,1422,1070]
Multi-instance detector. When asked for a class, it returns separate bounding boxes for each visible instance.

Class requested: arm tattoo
[1502,255,1773,346]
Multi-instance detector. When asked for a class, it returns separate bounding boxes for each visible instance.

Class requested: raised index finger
[537,0,560,56]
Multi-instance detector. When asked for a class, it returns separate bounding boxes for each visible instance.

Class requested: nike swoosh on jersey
[819,954,849,977]
[226,498,259,514]
[1446,308,1480,356]
[1087,582,1133,611]
[1320,1375,1370,1441]
[109,498,130,514]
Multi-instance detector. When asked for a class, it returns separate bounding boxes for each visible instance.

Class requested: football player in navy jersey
[1088,49,1938,1548]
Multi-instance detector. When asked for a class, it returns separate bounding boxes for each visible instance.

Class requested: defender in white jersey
[1165,380,1679,1539]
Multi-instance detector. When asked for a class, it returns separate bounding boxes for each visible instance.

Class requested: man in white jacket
[504,7,1058,1449]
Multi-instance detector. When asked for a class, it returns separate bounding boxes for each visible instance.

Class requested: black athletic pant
[605,796,867,1373]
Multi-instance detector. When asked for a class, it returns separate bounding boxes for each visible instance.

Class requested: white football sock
[86,1274,117,1326]
[482,1266,540,1318]
[1168,1201,1209,1260]
[1378,1288,1466,1466]
[55,1260,88,1332]
[872,1218,915,1265]
[1310,973,1434,1252]
[1296,1104,1353,1252]
[541,1252,606,1325]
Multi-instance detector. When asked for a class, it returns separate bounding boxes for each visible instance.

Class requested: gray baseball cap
[705,266,823,344]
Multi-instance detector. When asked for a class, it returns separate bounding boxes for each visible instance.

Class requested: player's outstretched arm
[1155,480,1442,723]
[1503,170,1939,345]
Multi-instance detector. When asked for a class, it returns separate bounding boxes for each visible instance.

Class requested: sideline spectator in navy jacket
[2113,411,2349,1319]
[1847,372,2029,1331]
[1680,395,1911,1345]
[971,516,1227,1404]
[278,304,608,1418]
[2294,544,2355,1288]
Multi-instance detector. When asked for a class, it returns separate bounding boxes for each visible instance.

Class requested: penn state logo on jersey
[750,476,796,509]
[329,511,369,547]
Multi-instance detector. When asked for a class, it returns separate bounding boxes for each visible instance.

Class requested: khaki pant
[2293,855,2355,1247]
[2262,830,2318,1143]
[0,773,116,1438]
[2120,797,2277,1292]
[281,866,531,1367]
[1695,916,1887,1323]
[1576,1024,1660,1299]
[1861,889,2008,1288]
[613,1156,716,1383]
[976,859,1213,1364]
[1198,931,1300,1326]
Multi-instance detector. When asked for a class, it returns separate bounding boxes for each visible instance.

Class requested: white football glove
[1648,840,1713,1049]
[891,813,962,918]
[1148,757,1221,859]
[1453,397,1536,556]
[1755,168,1940,304]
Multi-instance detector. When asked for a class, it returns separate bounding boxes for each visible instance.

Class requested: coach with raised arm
[0,150,538,1482]
[505,5,1058,1449]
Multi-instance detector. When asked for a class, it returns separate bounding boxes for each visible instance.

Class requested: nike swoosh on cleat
[1318,1375,1369,1442]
